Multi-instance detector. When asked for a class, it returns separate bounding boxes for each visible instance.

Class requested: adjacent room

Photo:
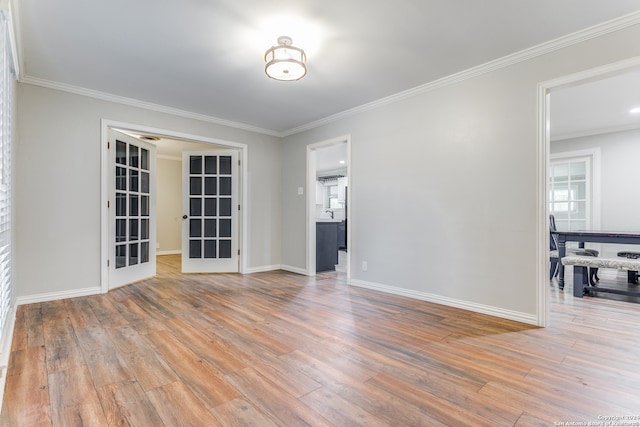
[549,68,640,300]
[1,1,640,425]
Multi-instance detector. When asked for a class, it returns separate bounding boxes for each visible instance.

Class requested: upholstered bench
[551,249,599,288]
[562,255,640,297]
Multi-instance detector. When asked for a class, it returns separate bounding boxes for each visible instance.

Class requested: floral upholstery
[561,255,640,271]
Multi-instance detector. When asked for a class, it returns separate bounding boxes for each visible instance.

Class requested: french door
[182,150,239,273]
[108,129,156,288]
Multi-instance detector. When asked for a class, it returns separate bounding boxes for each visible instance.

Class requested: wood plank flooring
[2,255,640,426]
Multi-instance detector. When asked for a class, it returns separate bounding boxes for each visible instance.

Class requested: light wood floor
[2,255,640,426]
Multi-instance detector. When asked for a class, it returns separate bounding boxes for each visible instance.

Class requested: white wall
[280,24,640,320]
[552,129,640,231]
[157,157,182,253]
[15,84,282,298]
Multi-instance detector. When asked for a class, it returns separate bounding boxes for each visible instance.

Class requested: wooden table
[555,230,640,292]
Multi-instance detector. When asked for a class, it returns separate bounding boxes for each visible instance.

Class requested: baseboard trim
[157,250,181,256]
[16,286,102,306]
[278,265,310,276]
[245,264,283,274]
[245,264,310,276]
[349,279,538,326]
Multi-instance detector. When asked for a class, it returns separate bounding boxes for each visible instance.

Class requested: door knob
[182,215,188,219]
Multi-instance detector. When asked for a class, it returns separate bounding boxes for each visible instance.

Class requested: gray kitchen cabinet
[316,221,339,272]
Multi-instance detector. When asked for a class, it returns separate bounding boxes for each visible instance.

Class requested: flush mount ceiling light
[264,36,307,81]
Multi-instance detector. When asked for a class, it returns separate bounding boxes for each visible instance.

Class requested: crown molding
[19,75,282,137]
[281,10,640,137]
[17,10,640,139]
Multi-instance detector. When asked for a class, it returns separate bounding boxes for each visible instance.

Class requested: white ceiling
[119,131,227,158]
[550,68,640,141]
[316,142,347,175]
[14,0,640,136]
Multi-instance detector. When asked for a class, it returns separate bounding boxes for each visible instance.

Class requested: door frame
[536,56,640,326]
[100,119,249,293]
[306,135,351,278]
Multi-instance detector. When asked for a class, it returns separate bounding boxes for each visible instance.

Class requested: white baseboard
[16,286,102,306]
[278,265,310,276]
[244,264,310,276]
[157,250,181,256]
[154,258,302,275]
[349,279,538,326]
[244,264,282,274]
[236,268,536,324]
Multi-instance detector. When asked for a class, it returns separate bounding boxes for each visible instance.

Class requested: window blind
[0,9,13,361]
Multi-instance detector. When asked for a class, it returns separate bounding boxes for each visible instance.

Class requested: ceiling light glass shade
[264,36,307,81]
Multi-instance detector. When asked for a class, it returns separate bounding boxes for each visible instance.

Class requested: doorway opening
[100,120,248,292]
[306,136,351,279]
[538,57,640,326]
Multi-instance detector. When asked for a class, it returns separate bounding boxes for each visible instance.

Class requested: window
[326,184,340,209]
[549,155,591,231]
[0,8,14,359]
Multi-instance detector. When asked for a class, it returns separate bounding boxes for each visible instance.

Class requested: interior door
[108,129,156,288]
[182,150,239,273]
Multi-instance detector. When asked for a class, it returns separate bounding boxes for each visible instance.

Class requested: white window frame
[0,2,17,407]
[550,148,601,231]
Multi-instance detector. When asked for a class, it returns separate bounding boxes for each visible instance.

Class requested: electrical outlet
[362,261,368,271]
[156,243,160,249]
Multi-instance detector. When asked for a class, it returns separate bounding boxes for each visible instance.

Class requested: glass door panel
[109,129,156,289]
[182,150,238,273]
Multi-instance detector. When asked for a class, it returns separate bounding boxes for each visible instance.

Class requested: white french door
[181,150,239,273]
[108,129,156,288]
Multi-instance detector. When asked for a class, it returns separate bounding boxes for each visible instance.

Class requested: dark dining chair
[549,214,562,279]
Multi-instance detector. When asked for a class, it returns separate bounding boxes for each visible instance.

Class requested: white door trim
[100,119,249,293]
[536,56,640,327]
[306,135,351,279]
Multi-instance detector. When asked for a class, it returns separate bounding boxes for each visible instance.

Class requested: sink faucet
[325,210,334,219]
